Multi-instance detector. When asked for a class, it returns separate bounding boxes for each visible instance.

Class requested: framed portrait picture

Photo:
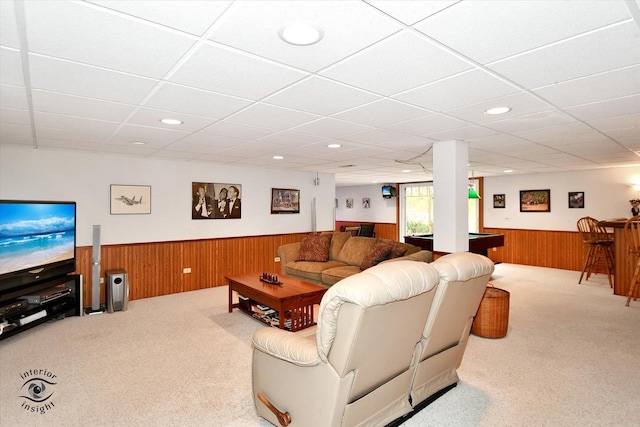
[271,188,300,214]
[493,194,505,208]
[520,189,550,212]
[346,198,354,209]
[362,198,370,208]
[110,184,151,215]
[568,191,584,209]
[192,182,241,219]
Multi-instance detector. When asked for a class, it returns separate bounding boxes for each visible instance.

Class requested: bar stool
[623,215,640,306]
[577,217,614,288]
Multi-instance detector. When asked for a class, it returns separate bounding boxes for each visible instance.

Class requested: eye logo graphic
[19,369,58,415]
[21,378,55,402]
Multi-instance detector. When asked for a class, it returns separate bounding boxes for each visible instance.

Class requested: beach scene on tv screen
[0,203,75,276]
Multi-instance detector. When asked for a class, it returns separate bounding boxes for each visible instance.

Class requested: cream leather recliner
[409,252,495,408]
[251,252,494,427]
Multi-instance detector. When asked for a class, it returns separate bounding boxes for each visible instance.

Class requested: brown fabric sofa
[277,232,433,287]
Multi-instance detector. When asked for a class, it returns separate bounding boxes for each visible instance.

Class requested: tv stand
[0,274,82,341]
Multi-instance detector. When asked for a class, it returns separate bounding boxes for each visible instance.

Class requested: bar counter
[598,218,636,297]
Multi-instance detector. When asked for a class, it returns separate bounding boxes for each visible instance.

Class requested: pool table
[405,232,505,257]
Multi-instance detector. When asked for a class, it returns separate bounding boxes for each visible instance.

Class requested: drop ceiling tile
[177,132,247,149]
[289,118,371,138]
[444,92,552,125]
[565,94,640,122]
[533,65,640,108]
[588,112,640,131]
[485,111,576,134]
[0,84,28,109]
[126,108,217,132]
[208,1,403,72]
[36,138,101,151]
[489,22,640,89]
[366,1,458,26]
[32,90,135,122]
[257,131,327,146]
[0,122,32,144]
[394,69,519,112]
[415,0,632,64]
[169,43,307,100]
[424,125,500,141]
[0,1,19,48]
[340,128,411,145]
[0,107,30,125]
[143,83,252,120]
[263,76,381,116]
[0,48,24,86]
[33,111,119,138]
[333,98,429,127]
[87,0,231,36]
[99,143,156,156]
[29,55,158,104]
[513,122,594,143]
[226,103,320,130]
[385,114,467,135]
[199,121,278,140]
[111,123,190,145]
[321,31,472,96]
[24,1,196,78]
[381,136,435,152]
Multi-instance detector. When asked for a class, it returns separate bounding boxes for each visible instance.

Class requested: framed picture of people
[192,182,242,219]
[192,182,215,219]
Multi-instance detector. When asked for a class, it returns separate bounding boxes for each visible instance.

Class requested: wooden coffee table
[227,273,327,332]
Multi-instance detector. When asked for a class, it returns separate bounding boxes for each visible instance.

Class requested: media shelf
[0,274,82,341]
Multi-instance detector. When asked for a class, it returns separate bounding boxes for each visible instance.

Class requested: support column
[433,140,469,253]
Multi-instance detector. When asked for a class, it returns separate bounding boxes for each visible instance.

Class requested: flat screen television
[0,200,77,297]
[381,185,397,198]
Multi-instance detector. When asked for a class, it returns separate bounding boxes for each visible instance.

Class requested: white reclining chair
[409,252,495,407]
[251,260,441,427]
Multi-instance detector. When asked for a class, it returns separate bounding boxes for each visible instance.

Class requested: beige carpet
[0,264,638,426]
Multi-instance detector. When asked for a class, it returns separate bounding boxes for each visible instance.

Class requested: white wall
[484,167,640,231]
[0,145,335,246]
[335,185,396,222]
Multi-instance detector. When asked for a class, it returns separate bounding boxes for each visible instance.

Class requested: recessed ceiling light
[273,155,284,160]
[402,169,411,173]
[160,118,183,125]
[130,140,147,145]
[504,169,513,173]
[279,24,323,46]
[327,143,341,148]
[484,106,511,115]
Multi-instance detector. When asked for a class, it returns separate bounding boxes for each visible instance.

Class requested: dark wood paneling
[482,227,585,270]
[74,233,308,308]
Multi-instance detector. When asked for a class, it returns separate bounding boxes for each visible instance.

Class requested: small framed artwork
[346,198,354,209]
[568,191,584,209]
[271,188,300,214]
[362,198,370,208]
[110,184,151,215]
[520,189,550,212]
[493,194,505,208]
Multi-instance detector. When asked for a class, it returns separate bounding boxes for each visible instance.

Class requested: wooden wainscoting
[482,227,585,271]
[75,233,308,307]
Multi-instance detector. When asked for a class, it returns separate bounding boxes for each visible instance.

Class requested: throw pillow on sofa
[360,241,393,270]
[297,234,332,262]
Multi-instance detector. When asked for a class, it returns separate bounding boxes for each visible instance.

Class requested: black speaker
[105,269,129,313]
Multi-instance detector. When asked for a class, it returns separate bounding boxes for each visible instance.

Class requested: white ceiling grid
[0,0,638,186]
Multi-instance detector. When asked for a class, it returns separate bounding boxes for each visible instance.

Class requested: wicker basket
[471,284,510,339]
